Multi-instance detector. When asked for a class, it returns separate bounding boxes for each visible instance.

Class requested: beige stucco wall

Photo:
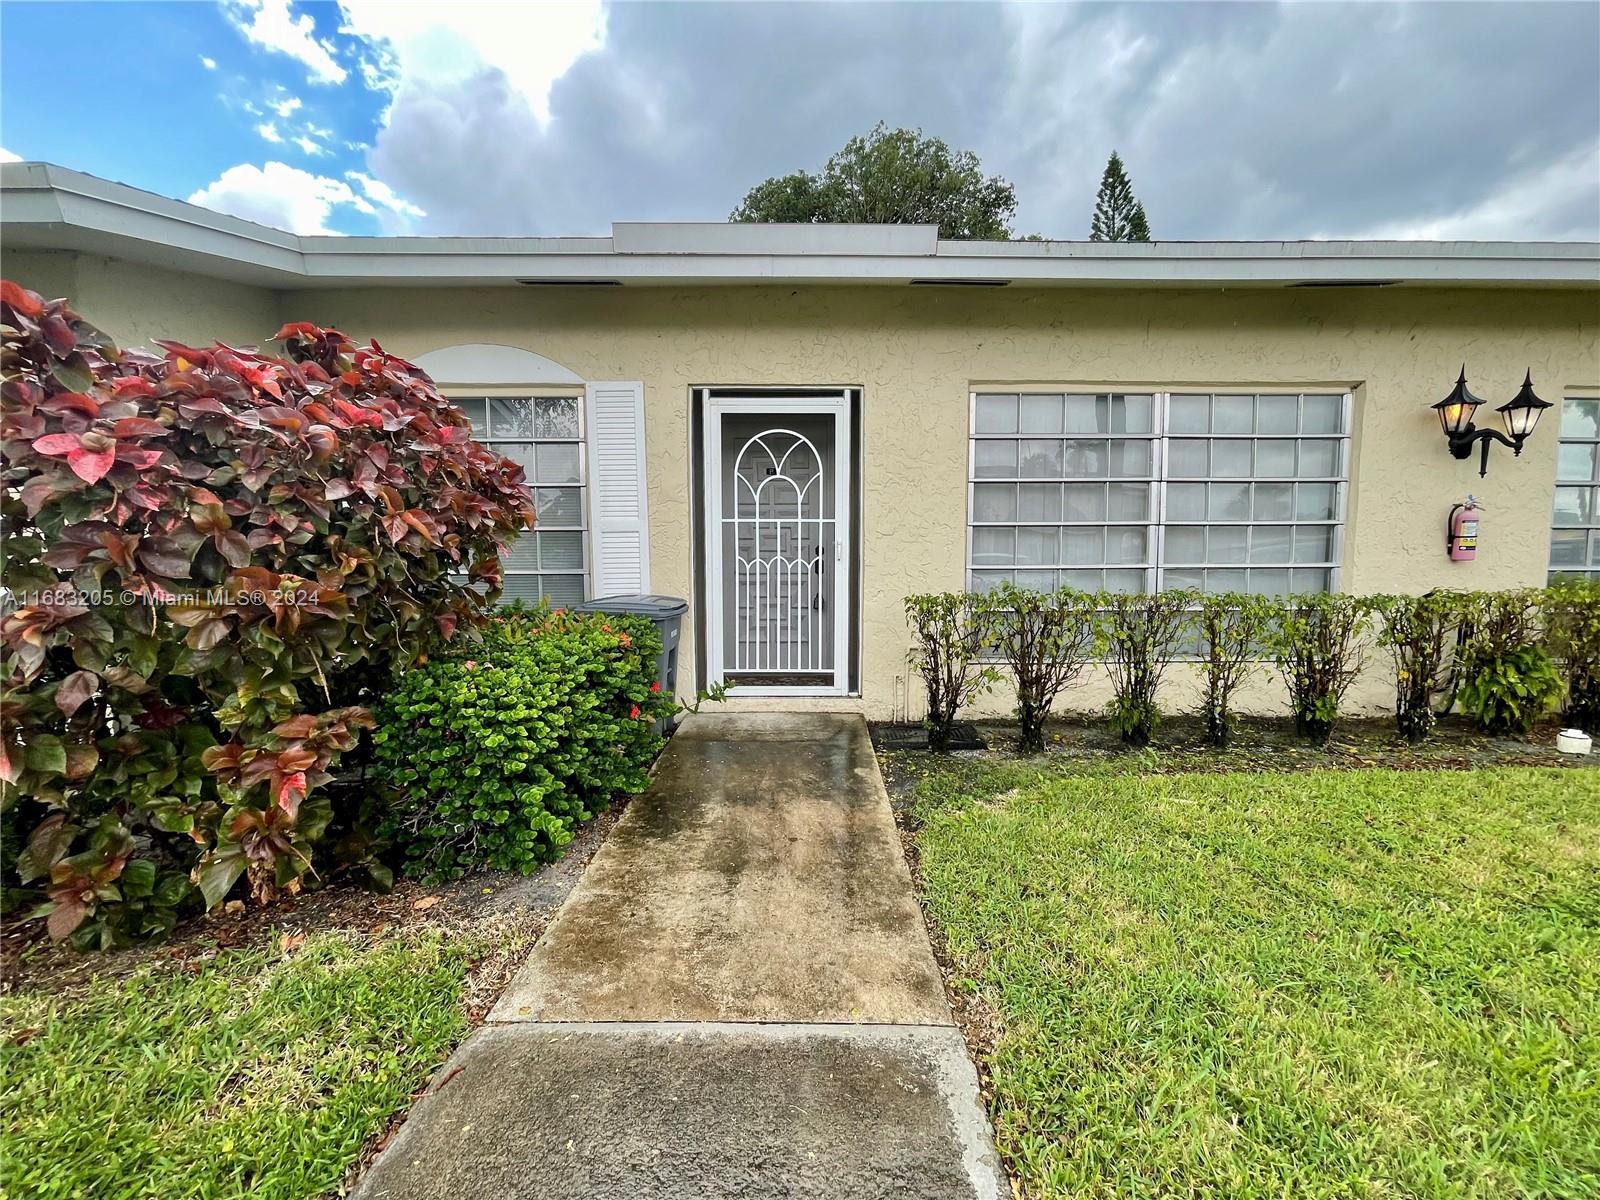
[2,251,280,350]
[277,282,1596,718]
[8,248,1597,720]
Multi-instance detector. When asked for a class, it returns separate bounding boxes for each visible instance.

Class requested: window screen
[968,390,1350,595]
[1551,396,1600,580]
[455,395,588,605]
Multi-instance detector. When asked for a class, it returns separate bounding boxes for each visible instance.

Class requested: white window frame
[966,389,1352,595]
[1550,395,1600,581]
[449,388,591,605]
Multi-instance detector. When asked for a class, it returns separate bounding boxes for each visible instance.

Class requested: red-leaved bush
[0,280,533,946]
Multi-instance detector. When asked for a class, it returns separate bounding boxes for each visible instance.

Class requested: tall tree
[1089,152,1152,242]
[731,123,1018,240]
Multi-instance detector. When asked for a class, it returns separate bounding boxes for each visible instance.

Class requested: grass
[908,760,1600,1199]
[0,927,503,1200]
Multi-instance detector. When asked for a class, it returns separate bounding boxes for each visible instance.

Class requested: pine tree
[1089,152,1152,242]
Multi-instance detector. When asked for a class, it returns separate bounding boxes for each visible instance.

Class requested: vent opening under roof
[1286,279,1399,289]
[517,278,623,287]
[908,278,1011,287]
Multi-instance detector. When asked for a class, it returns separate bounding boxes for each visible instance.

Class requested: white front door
[705,395,851,695]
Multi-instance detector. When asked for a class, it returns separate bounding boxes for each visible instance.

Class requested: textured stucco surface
[11,252,1597,716]
[286,281,1598,716]
[3,250,281,351]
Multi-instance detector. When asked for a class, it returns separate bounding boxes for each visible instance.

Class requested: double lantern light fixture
[1431,367,1551,478]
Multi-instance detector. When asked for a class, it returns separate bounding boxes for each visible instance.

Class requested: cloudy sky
[3,1,1597,241]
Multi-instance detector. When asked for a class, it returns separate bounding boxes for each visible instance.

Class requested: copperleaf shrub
[1454,589,1562,736]
[905,591,996,752]
[1,281,533,946]
[1372,591,1460,743]
[1094,588,1195,748]
[372,608,673,883]
[1270,592,1372,744]
[1544,578,1600,733]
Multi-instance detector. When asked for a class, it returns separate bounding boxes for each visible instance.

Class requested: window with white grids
[455,395,588,605]
[968,390,1350,595]
[1551,396,1600,580]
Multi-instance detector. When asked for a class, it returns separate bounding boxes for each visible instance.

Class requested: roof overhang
[3,162,1597,291]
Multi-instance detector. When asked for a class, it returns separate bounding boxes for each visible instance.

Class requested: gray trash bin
[574,594,689,729]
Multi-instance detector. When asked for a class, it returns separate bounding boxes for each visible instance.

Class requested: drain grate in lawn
[871,721,987,752]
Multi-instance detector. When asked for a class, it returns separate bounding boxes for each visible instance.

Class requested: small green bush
[1194,592,1278,747]
[1544,577,1600,733]
[372,608,674,882]
[1454,590,1563,736]
[1095,589,1195,747]
[904,592,995,752]
[978,585,1096,754]
[1372,591,1460,743]
[1271,592,1372,743]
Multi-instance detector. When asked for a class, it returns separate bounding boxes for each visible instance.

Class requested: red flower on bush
[629,704,642,720]
[650,680,662,693]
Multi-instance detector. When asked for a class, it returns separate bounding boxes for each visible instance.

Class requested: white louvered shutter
[584,381,651,596]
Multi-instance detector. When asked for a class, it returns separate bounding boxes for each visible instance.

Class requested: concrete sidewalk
[353,714,1006,1200]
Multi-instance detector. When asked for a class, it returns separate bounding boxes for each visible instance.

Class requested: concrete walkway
[354,714,1006,1200]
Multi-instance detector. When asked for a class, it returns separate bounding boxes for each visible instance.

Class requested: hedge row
[906,581,1600,753]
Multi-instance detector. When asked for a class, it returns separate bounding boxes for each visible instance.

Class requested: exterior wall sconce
[1431,367,1551,477]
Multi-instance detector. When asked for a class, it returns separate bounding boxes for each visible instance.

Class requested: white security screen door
[705,395,851,695]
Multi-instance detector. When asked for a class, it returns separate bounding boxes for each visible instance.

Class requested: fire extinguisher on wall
[1446,495,1482,561]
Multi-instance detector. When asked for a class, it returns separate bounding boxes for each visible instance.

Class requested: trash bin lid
[573,593,689,618]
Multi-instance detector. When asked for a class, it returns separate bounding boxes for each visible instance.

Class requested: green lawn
[909,763,1600,1199]
[0,928,501,1200]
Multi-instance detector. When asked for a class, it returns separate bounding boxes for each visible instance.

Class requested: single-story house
[4,162,1598,719]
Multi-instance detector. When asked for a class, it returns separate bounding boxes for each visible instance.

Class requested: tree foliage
[1089,151,1152,242]
[1,280,533,946]
[731,123,1019,240]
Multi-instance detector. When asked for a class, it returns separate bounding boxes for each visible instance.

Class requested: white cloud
[1341,142,1600,241]
[337,1,605,126]
[0,147,20,164]
[293,135,325,156]
[200,56,217,70]
[255,121,283,144]
[188,162,375,234]
[270,95,303,118]
[348,171,426,219]
[224,0,348,85]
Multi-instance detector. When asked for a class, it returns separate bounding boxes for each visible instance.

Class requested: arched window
[416,344,590,606]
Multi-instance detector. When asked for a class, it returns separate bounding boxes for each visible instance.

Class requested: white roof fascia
[3,162,1597,289]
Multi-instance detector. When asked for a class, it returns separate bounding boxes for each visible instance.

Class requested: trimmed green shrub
[1271,592,1372,743]
[1372,591,1460,743]
[1094,589,1195,747]
[1195,592,1278,747]
[1,282,532,947]
[979,585,1096,754]
[1544,578,1600,733]
[1455,590,1562,736]
[372,608,674,882]
[905,592,995,752]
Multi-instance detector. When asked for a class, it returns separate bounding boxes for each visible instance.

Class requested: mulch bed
[1,802,627,999]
